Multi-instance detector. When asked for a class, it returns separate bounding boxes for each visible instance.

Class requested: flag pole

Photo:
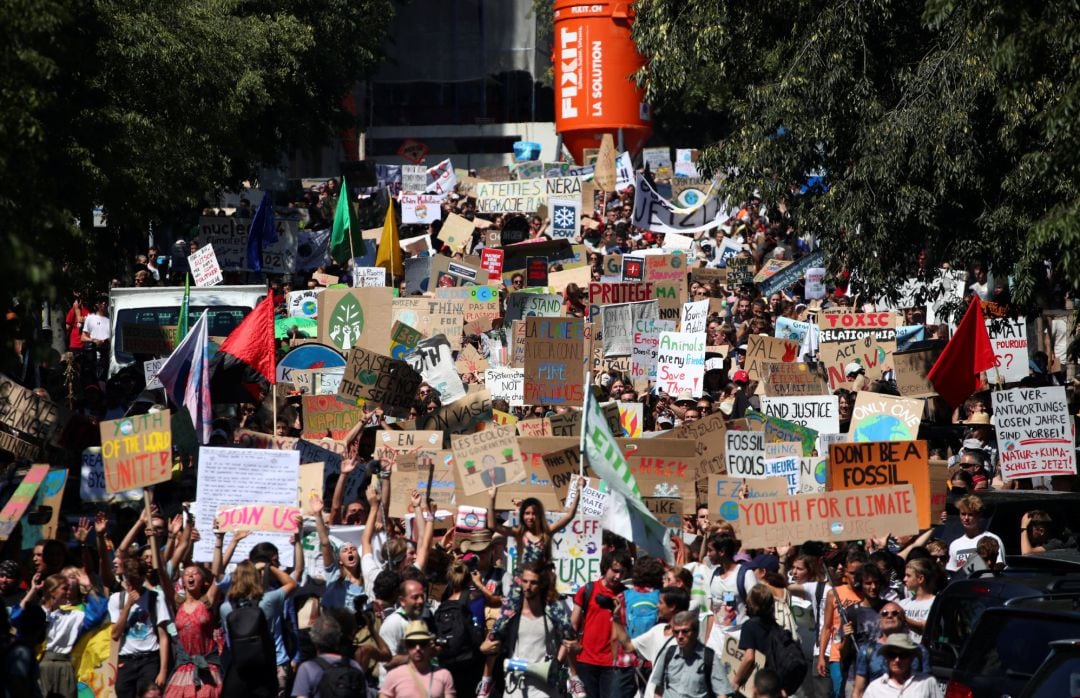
[579,369,591,477]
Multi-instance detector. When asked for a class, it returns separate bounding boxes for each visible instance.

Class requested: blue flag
[246,192,278,271]
[156,311,212,444]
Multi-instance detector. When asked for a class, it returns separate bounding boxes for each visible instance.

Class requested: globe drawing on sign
[814,459,828,485]
[720,501,740,521]
[852,414,915,443]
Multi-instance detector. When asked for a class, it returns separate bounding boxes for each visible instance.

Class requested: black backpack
[433,598,482,665]
[226,600,276,676]
[763,623,808,696]
[314,656,366,698]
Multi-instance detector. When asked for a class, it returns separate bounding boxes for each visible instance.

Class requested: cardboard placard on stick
[523,318,585,406]
[99,411,173,493]
[337,347,422,418]
[450,424,526,496]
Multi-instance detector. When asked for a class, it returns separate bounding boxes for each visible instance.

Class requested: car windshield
[1024,649,1080,698]
[959,614,1080,680]
[114,306,249,363]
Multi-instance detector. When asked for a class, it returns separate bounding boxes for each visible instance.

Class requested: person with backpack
[110,558,171,698]
[434,560,485,696]
[651,610,731,697]
[733,585,807,697]
[570,549,632,697]
[610,587,691,698]
[292,614,367,698]
[379,620,457,697]
[616,556,665,695]
[704,534,756,641]
[219,559,297,698]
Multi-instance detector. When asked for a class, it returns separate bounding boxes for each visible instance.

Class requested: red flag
[211,295,277,402]
[927,296,996,408]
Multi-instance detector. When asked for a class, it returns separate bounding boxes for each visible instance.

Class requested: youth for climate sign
[992,386,1076,481]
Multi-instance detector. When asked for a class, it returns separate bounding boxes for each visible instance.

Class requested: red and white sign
[480,249,505,281]
[188,243,223,287]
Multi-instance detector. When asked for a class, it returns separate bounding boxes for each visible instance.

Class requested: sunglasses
[405,640,431,648]
[879,611,902,618]
[884,653,913,661]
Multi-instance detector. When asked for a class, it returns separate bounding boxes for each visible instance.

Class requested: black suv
[1020,638,1080,697]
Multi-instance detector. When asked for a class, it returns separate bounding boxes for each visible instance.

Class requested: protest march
[0,145,1077,698]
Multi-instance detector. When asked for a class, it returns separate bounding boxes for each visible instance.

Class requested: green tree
[632,0,1080,312]
[0,0,393,314]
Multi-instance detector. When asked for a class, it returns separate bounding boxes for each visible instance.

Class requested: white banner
[198,216,298,273]
[400,194,443,225]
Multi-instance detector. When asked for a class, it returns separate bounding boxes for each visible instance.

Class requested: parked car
[942,602,1080,698]
[1019,637,1080,698]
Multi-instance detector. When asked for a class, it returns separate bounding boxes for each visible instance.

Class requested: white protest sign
[199,216,298,273]
[566,477,608,519]
[656,331,706,397]
[763,456,801,495]
[188,243,223,286]
[992,386,1076,481]
[425,158,458,196]
[143,359,165,390]
[352,267,387,288]
[80,448,141,503]
[615,152,635,193]
[760,396,840,435]
[549,198,581,239]
[288,289,323,318]
[805,267,827,299]
[674,149,699,178]
[680,299,709,333]
[401,165,427,193]
[985,318,1029,384]
[400,194,443,225]
[725,431,766,478]
[405,336,466,406]
[630,319,676,382]
[486,367,525,407]
[194,447,300,565]
[506,513,601,595]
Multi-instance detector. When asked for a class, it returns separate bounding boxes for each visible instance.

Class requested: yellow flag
[375,200,404,278]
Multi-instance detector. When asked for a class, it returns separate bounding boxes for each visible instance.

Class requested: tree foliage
[632,0,1080,311]
[0,0,393,306]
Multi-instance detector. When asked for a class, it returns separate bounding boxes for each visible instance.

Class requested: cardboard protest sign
[985,318,1029,384]
[439,212,474,252]
[619,402,644,437]
[656,331,706,397]
[195,447,300,565]
[757,250,825,298]
[337,347,423,418]
[373,430,444,471]
[550,410,584,437]
[644,497,683,529]
[400,194,443,225]
[992,386,1076,480]
[541,446,585,501]
[389,450,457,517]
[415,388,492,435]
[455,344,488,375]
[298,462,324,505]
[761,456,801,495]
[187,243,223,286]
[0,374,65,444]
[760,396,840,435]
[99,411,173,493]
[451,424,526,495]
[761,362,827,396]
[849,393,923,443]
[893,347,941,397]
[506,292,564,323]
[476,179,546,213]
[829,440,932,528]
[517,417,553,437]
[799,457,828,494]
[707,475,788,527]
[20,468,67,548]
[600,300,658,357]
[817,311,898,389]
[745,335,801,383]
[0,430,39,460]
[216,505,302,533]
[405,335,466,405]
[80,448,140,503]
[318,288,393,355]
[0,464,50,540]
[622,437,698,506]
[565,476,608,518]
[486,367,524,406]
[587,281,654,320]
[436,286,502,335]
[668,411,728,475]
[301,394,365,440]
[401,165,427,192]
[736,485,920,549]
[523,318,585,406]
[352,267,386,288]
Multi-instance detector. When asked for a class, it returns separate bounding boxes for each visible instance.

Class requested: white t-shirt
[108,589,170,656]
[707,564,757,626]
[685,560,714,612]
[83,314,111,341]
[378,611,410,680]
[516,613,555,698]
[947,530,1005,571]
[899,596,935,643]
[637,626,676,698]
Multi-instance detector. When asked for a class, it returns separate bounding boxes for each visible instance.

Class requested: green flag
[175,274,190,345]
[330,176,364,263]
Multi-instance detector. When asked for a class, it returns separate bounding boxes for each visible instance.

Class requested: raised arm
[309,494,335,571]
[414,493,435,572]
[550,476,586,534]
[361,485,380,559]
[117,508,148,558]
[93,512,117,590]
[899,528,936,560]
[330,458,357,525]
[487,486,515,538]
[268,564,298,597]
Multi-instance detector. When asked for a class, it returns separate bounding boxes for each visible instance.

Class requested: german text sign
[992,386,1076,480]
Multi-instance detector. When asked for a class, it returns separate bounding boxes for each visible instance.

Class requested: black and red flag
[211,295,277,403]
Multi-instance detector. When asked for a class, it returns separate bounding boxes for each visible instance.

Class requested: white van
[108,285,267,376]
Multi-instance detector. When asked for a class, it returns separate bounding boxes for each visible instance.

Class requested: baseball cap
[732,369,750,384]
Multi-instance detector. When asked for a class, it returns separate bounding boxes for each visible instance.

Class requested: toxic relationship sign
[99,411,173,493]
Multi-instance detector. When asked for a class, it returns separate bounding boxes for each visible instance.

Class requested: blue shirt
[220,588,289,666]
[855,639,932,682]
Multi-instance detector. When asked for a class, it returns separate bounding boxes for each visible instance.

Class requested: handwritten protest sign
[337,347,423,418]
[187,243,223,286]
[985,318,1029,384]
[736,485,919,549]
[680,299,709,333]
[707,476,787,526]
[667,411,727,475]
[992,386,1076,480]
[80,448,141,503]
[893,348,940,397]
[400,194,443,225]
[542,446,584,501]
[199,216,297,273]
[600,301,657,357]
[645,497,683,529]
[405,335,466,405]
[288,289,322,318]
[99,411,173,493]
[506,515,601,595]
[744,335,801,383]
[817,311,898,389]
[389,451,457,517]
[373,430,444,471]
[301,395,365,440]
[0,430,38,460]
[195,447,300,565]
[760,396,840,435]
[0,465,49,540]
[451,424,526,495]
[216,504,302,533]
[829,440,932,528]
[725,431,765,478]
[0,374,65,443]
[849,393,922,443]
[587,281,654,320]
[799,457,828,494]
[352,267,386,288]
[524,318,584,406]
[415,388,493,435]
[486,367,524,406]
[761,363,827,396]
[505,292,564,323]
[656,331,706,397]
